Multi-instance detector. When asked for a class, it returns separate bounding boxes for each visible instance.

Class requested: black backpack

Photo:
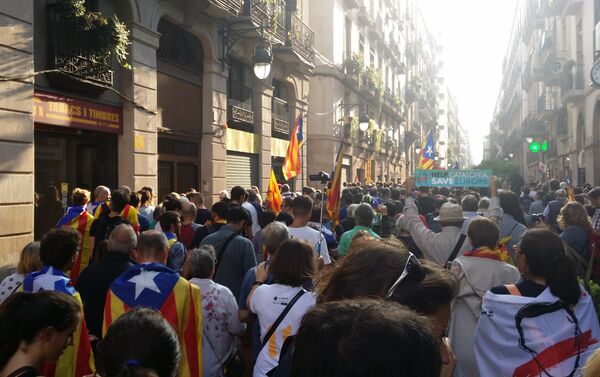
[249,201,265,226]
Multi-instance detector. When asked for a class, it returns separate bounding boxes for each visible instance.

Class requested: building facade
[491,0,600,185]
[0,0,314,265]
[306,0,442,184]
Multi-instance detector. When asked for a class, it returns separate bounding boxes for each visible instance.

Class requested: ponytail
[521,228,581,305]
[0,291,80,369]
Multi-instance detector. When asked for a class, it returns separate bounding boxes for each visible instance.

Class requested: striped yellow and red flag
[23,266,95,377]
[327,147,344,224]
[57,206,95,282]
[266,169,282,214]
[121,204,140,233]
[418,129,436,170]
[104,263,202,377]
[282,114,303,181]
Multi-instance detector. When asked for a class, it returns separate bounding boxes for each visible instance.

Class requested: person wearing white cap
[402,176,503,266]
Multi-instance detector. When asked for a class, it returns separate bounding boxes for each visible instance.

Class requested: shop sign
[34,91,123,134]
[416,169,492,188]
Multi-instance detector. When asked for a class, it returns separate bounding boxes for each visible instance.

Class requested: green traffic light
[529,142,540,153]
[541,140,548,152]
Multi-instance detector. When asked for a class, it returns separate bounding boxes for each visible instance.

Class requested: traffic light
[541,140,548,152]
[529,142,541,153]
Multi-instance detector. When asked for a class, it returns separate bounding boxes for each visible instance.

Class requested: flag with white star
[418,129,436,170]
[104,262,203,377]
[23,265,75,295]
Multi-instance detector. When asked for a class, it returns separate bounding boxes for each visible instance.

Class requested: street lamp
[508,152,514,158]
[252,42,272,80]
[525,137,533,144]
[358,112,370,132]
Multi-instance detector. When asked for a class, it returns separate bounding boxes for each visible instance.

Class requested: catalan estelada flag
[327,147,344,225]
[57,206,94,282]
[418,129,436,170]
[282,114,303,181]
[121,204,140,233]
[266,169,282,214]
[104,263,202,377]
[23,266,95,377]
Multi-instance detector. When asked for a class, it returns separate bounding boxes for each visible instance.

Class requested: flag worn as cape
[57,206,94,282]
[23,266,95,377]
[475,287,600,377]
[418,129,436,170]
[104,263,202,377]
[266,169,282,214]
[122,204,140,233]
[327,147,344,224]
[282,114,302,181]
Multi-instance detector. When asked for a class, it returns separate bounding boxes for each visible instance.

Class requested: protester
[475,228,600,376]
[339,203,358,234]
[239,221,290,361]
[96,307,180,377]
[22,228,94,377]
[448,218,519,377]
[179,202,200,250]
[76,224,136,342]
[248,239,316,377]
[395,215,423,258]
[185,246,246,377]
[159,211,187,273]
[200,206,257,302]
[138,188,155,221]
[191,201,230,248]
[497,190,528,253]
[0,291,81,377]
[128,192,150,232]
[0,242,41,304]
[87,185,110,218]
[543,189,568,231]
[460,194,479,234]
[558,202,595,275]
[104,230,202,377]
[281,196,293,214]
[230,186,258,239]
[588,187,600,232]
[89,189,130,255]
[252,210,277,263]
[402,176,502,265]
[426,195,447,233]
[187,192,212,225]
[337,203,381,257]
[290,299,442,377]
[287,196,331,267]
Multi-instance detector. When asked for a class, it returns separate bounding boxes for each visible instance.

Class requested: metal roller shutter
[226,152,258,190]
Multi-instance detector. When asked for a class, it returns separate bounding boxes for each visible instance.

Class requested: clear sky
[418,0,519,165]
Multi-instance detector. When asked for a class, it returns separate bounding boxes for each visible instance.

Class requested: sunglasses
[386,252,422,298]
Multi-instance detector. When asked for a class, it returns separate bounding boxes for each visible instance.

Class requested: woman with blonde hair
[0,242,41,304]
[558,201,594,275]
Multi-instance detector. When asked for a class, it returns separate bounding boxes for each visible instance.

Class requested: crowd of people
[3,176,600,376]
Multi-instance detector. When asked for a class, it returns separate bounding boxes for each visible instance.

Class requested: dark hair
[153,205,166,222]
[0,291,80,370]
[433,195,447,210]
[276,212,294,226]
[71,188,90,206]
[292,196,313,217]
[184,246,216,280]
[588,187,600,199]
[137,231,168,259]
[467,217,499,249]
[211,201,230,220]
[163,197,183,212]
[110,189,129,214]
[226,206,250,224]
[270,239,314,287]
[141,186,154,194]
[140,190,152,205]
[230,186,247,202]
[159,211,181,232]
[290,299,441,377]
[97,307,180,377]
[40,228,81,270]
[282,196,293,208]
[520,228,580,305]
[129,192,141,208]
[259,210,277,229]
[461,195,478,212]
[498,191,527,226]
[354,203,374,227]
[548,179,560,192]
[352,193,363,204]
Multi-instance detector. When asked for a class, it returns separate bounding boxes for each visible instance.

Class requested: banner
[416,169,492,188]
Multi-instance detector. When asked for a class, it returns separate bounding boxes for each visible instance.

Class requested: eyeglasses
[386,252,421,298]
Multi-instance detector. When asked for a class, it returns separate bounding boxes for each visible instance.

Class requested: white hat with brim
[433,202,468,222]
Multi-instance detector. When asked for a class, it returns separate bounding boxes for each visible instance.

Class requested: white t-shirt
[287,226,331,264]
[249,284,316,377]
[242,202,261,238]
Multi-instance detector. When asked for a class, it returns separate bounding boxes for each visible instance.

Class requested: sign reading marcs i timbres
[33,91,123,134]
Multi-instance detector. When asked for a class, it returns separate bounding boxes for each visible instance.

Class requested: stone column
[119,23,159,191]
[256,81,273,194]
[200,59,228,205]
[0,2,35,266]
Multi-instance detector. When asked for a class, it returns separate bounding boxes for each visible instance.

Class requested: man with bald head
[76,224,136,342]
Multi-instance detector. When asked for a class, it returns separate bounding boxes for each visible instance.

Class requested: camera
[309,171,331,184]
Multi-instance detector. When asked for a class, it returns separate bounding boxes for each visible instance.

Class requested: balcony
[228,82,254,125]
[536,89,560,121]
[204,0,243,17]
[46,4,113,94]
[541,50,566,86]
[243,0,287,43]
[278,11,315,66]
[561,63,585,104]
[272,97,289,137]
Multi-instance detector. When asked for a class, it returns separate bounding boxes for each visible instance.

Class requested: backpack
[249,201,265,225]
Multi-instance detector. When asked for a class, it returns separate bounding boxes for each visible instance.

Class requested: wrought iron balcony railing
[228,82,254,124]
[272,97,289,136]
[47,4,113,88]
[244,0,287,42]
[287,12,315,64]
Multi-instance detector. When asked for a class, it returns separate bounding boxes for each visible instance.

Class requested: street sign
[415,169,492,188]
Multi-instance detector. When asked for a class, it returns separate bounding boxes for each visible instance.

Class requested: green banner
[415,169,492,188]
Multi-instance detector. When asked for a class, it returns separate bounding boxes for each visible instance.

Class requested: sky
[418,0,519,165]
